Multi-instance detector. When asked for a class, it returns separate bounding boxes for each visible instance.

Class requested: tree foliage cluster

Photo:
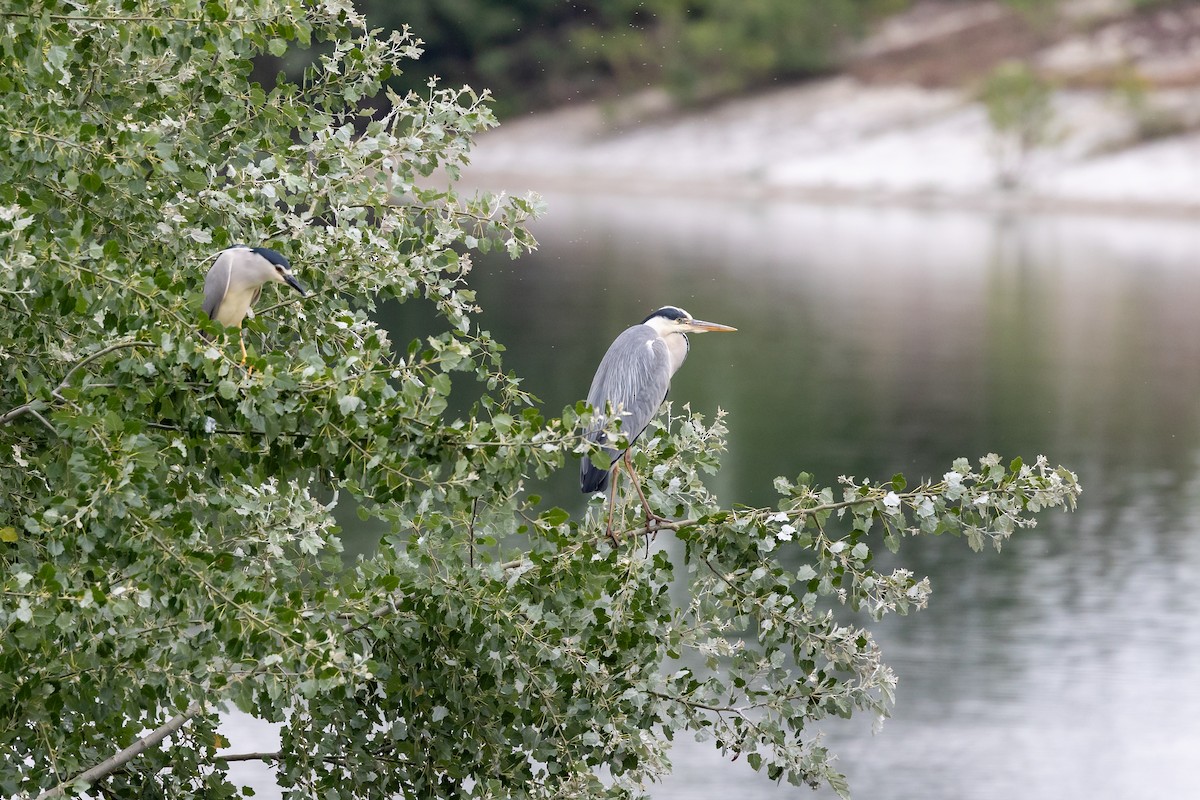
[356,0,1179,114]
[1,1,1080,799]
[977,60,1057,187]
[355,0,904,113]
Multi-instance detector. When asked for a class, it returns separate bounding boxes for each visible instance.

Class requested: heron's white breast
[214,283,261,327]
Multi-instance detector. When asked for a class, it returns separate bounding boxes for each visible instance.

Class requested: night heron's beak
[284,274,306,296]
[686,318,737,333]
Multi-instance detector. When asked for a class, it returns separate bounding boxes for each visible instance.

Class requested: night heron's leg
[237,328,257,373]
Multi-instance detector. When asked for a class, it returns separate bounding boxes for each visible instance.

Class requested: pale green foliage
[0,2,1081,799]
[978,61,1057,188]
[594,412,1079,791]
[1111,64,1191,144]
[571,0,871,106]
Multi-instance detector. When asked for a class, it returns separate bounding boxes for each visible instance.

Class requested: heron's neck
[664,332,689,376]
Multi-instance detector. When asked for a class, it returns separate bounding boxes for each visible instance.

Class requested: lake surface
[225,193,1200,799]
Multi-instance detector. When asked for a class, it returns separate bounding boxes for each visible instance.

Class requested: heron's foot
[238,346,257,374]
[237,331,251,369]
[643,515,672,546]
[643,510,671,540]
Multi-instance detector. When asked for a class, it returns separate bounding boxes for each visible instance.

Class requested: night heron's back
[203,246,304,328]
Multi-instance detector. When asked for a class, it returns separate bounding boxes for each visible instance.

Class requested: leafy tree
[573,0,872,105]
[978,61,1057,188]
[0,2,1080,799]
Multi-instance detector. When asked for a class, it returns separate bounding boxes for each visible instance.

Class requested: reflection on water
[227,194,1200,799]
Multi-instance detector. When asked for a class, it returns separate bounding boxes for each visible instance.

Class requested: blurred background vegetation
[360,0,904,114]
[308,0,1180,116]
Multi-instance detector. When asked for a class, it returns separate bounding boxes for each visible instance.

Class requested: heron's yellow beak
[685,318,737,333]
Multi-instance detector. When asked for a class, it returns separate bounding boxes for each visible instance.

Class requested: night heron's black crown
[245,246,291,269]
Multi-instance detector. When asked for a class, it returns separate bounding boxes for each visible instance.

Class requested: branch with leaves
[0,340,153,432]
[0,2,1081,799]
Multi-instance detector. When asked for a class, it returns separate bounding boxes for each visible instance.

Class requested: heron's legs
[237,329,248,365]
[603,451,668,546]
[622,450,668,534]
[604,466,621,546]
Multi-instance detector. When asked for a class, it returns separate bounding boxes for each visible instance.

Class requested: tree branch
[34,702,201,800]
[2,340,153,430]
[213,750,281,763]
[27,408,58,436]
[54,340,153,397]
[0,399,44,427]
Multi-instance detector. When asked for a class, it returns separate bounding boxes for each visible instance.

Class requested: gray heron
[203,245,305,362]
[580,305,736,541]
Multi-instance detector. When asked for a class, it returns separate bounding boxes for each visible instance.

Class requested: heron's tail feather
[580,458,611,493]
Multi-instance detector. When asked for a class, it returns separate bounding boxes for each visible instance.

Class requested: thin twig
[468,497,480,569]
[213,750,282,763]
[647,690,751,717]
[56,341,153,393]
[27,409,58,436]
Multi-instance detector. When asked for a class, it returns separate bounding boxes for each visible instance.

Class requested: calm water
[225,193,1200,799]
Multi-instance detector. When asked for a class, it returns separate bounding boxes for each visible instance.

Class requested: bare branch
[0,400,41,427]
[34,702,201,800]
[213,750,282,763]
[27,409,58,436]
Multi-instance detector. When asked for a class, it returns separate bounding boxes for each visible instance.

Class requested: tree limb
[34,702,201,800]
[1,340,153,430]
[0,399,44,427]
[53,340,154,398]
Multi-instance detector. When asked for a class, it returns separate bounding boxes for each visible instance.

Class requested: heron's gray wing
[246,286,262,319]
[587,326,672,442]
[202,252,233,320]
[581,325,671,492]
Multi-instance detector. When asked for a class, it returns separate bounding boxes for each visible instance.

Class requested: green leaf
[180,170,208,191]
[891,473,907,491]
[0,526,17,543]
[588,450,612,471]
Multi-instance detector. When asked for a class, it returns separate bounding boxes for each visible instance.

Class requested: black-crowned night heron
[203,245,305,361]
[580,305,736,541]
